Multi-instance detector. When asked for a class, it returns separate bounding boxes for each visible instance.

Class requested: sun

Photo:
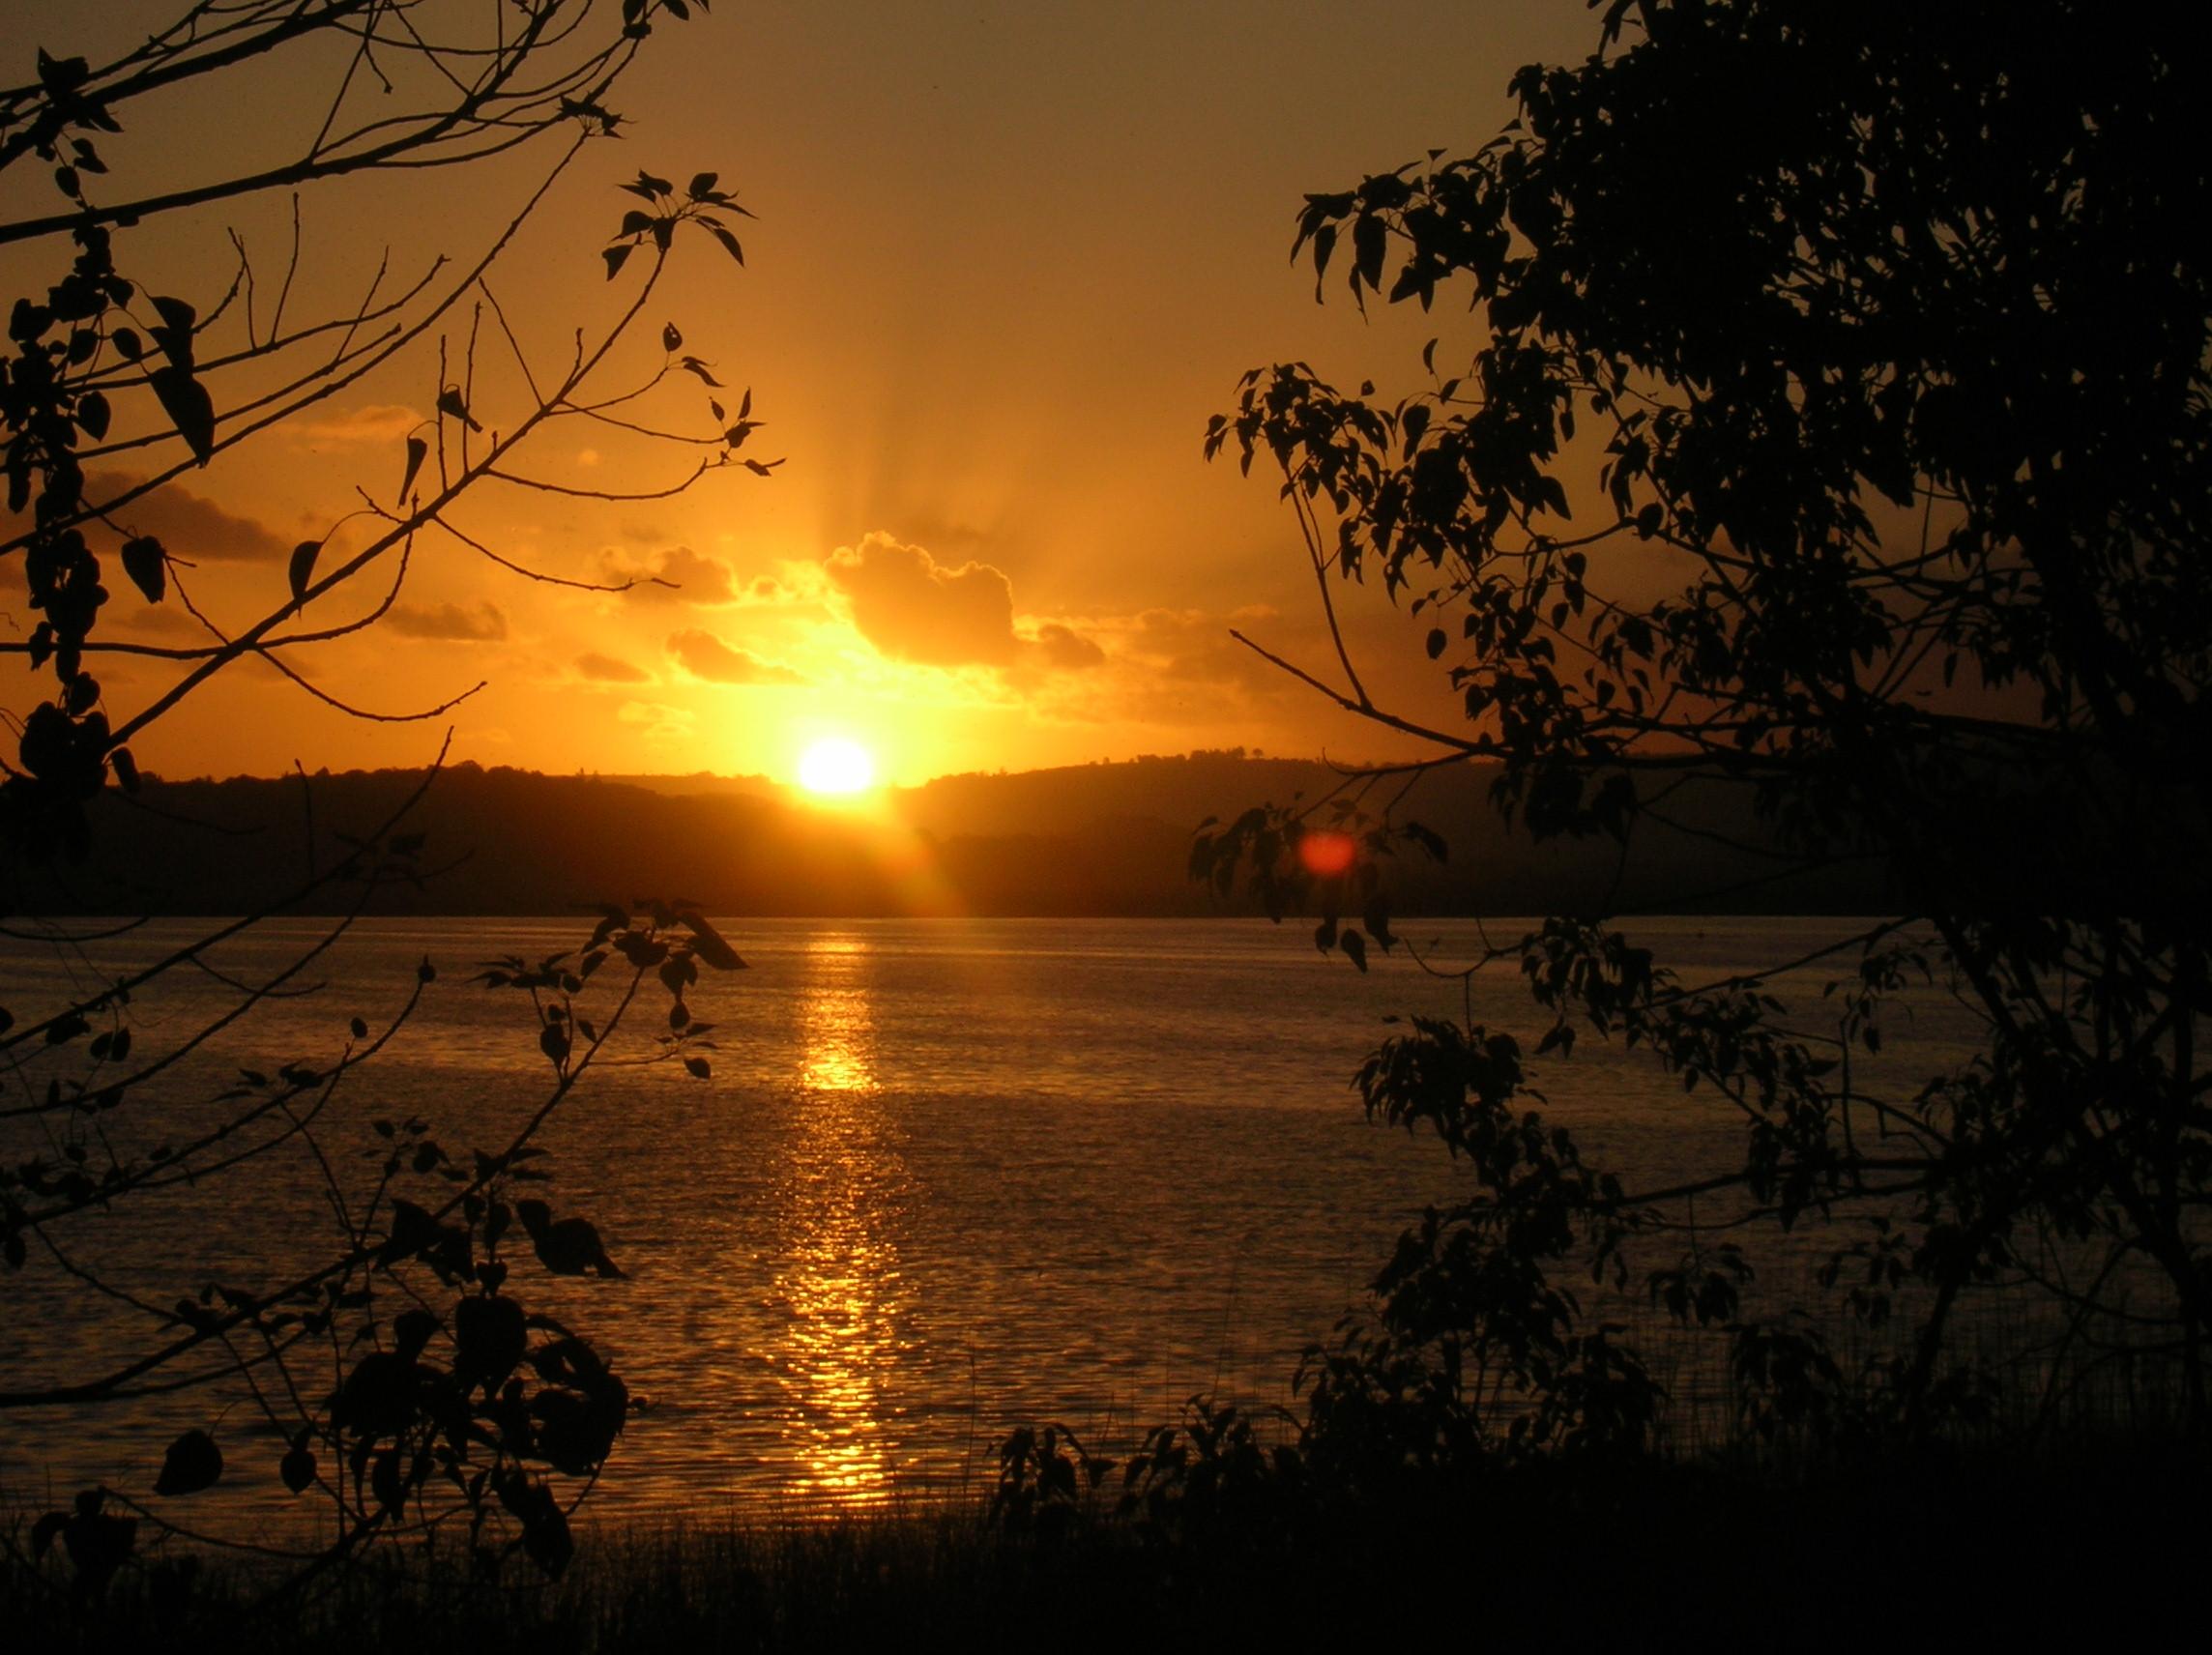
[798,737,877,796]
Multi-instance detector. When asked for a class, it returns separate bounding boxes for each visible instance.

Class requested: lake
[1,914,1982,1538]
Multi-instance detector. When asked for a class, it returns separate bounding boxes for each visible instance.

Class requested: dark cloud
[79,470,290,563]
[576,652,651,683]
[666,628,806,684]
[385,600,507,641]
[601,544,741,604]
[1033,621,1105,671]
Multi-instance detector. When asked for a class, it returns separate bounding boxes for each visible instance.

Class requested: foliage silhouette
[1,0,763,1596]
[1197,0,2212,1471]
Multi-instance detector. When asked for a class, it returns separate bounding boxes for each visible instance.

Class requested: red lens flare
[1297,830,1357,878]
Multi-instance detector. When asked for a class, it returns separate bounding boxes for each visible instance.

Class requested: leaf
[37,50,91,92]
[1353,213,1387,292]
[679,910,745,971]
[435,386,481,431]
[687,170,718,199]
[75,390,109,438]
[453,1294,527,1392]
[150,294,196,337]
[399,435,427,500]
[120,537,165,603]
[661,321,683,352]
[149,365,215,463]
[288,540,321,604]
[153,1429,223,1496]
[602,244,634,280]
[279,1440,317,1495]
[708,223,745,265]
[1339,929,1369,973]
[110,746,139,794]
[684,1056,712,1079]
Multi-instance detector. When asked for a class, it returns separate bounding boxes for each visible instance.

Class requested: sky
[3,1,1601,788]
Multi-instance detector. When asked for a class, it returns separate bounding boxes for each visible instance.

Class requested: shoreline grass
[8,1428,2204,1652]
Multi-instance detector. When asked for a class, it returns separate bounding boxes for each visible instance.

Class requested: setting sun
[799,738,878,796]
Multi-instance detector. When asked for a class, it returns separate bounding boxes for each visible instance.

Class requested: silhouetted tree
[1,0,752,1588]
[1201,0,2211,1462]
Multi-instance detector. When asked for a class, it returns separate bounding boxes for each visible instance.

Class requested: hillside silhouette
[9,752,1886,917]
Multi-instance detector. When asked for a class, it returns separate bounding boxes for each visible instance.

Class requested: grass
[7,1426,2206,1653]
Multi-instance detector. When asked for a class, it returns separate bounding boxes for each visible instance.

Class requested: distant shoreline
[7,755,1893,920]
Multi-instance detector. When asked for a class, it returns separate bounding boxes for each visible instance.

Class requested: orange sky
[3,2,1597,787]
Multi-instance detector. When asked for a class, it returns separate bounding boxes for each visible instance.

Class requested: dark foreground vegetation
[7,1434,2203,1651]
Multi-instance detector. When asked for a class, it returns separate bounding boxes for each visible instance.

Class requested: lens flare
[1298,830,1358,878]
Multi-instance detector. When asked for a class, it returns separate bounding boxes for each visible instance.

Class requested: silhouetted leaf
[435,386,481,431]
[30,1511,66,1557]
[149,365,215,463]
[154,1429,222,1495]
[279,1438,317,1494]
[454,1294,527,1392]
[120,537,164,603]
[288,540,320,604]
[678,910,744,970]
[602,244,634,280]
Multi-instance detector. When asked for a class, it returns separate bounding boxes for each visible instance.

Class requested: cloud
[1033,621,1105,671]
[576,651,651,683]
[823,532,1104,674]
[385,599,507,641]
[742,574,797,604]
[616,700,695,743]
[666,627,806,684]
[600,543,741,604]
[287,404,421,446]
[78,471,289,563]
[826,533,1020,664]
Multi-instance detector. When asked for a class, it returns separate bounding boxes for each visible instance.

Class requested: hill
[3,753,1887,917]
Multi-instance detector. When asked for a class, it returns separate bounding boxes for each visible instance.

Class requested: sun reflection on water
[772,933,910,1504]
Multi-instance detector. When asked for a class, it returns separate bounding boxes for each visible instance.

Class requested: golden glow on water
[772,934,909,1503]
[798,936,876,1092]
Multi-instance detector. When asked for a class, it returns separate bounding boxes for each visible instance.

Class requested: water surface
[1,915,1973,1533]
